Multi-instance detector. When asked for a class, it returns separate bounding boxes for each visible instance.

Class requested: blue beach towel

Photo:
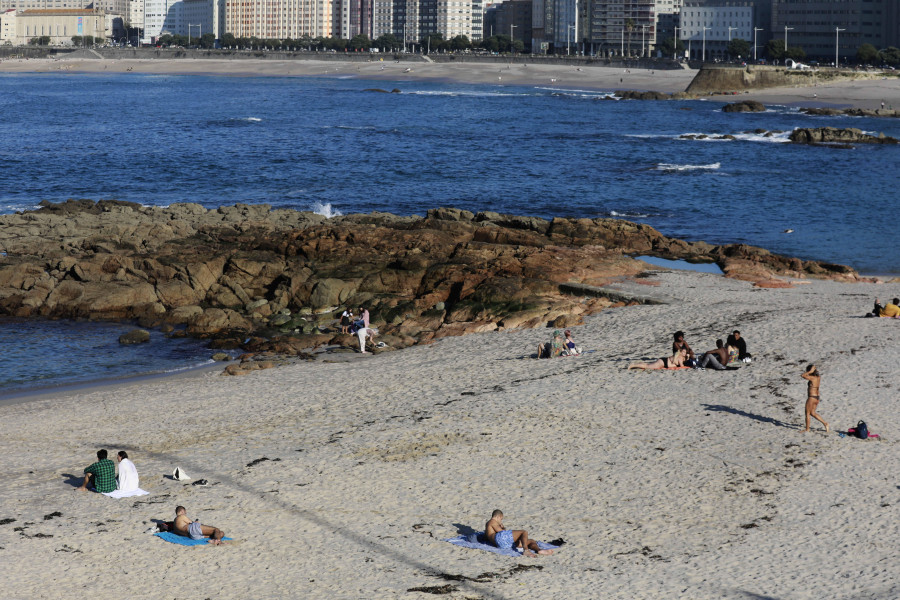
[444,533,559,557]
[154,531,232,546]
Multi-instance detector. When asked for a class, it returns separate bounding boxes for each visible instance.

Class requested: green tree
[625,18,635,56]
[420,33,444,53]
[172,34,188,47]
[199,33,215,48]
[349,34,371,50]
[765,39,785,61]
[374,33,400,52]
[29,36,51,45]
[450,35,471,51]
[726,38,750,59]
[221,33,236,48]
[856,43,878,64]
[880,46,900,66]
[786,46,806,61]
[658,36,685,58]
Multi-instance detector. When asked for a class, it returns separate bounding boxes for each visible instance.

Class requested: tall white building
[142,0,177,41]
[681,1,752,59]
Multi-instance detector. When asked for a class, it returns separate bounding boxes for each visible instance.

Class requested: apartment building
[224,0,334,39]
[484,0,530,45]
[680,1,752,60]
[588,0,655,56]
[772,0,899,60]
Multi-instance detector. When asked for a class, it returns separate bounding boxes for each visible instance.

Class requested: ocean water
[0,71,897,392]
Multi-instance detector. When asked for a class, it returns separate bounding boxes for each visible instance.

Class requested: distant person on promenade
[485,510,553,557]
[726,330,751,361]
[171,505,226,545]
[628,348,688,370]
[872,297,900,318]
[801,364,829,433]
[76,449,116,493]
[672,331,695,361]
[698,340,728,370]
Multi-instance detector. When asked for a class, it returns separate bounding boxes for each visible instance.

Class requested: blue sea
[0,71,897,393]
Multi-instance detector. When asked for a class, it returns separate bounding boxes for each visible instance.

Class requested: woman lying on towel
[628,348,688,370]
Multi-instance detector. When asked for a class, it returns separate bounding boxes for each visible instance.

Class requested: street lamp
[188,23,200,47]
[835,27,844,69]
[728,26,736,42]
[673,26,679,60]
[702,26,710,62]
[567,24,575,56]
[784,25,793,62]
[753,27,763,61]
[642,24,649,58]
[510,24,517,54]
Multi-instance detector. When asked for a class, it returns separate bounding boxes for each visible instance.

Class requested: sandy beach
[3,56,900,108]
[2,268,899,598]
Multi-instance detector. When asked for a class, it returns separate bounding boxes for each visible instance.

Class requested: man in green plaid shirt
[76,449,117,493]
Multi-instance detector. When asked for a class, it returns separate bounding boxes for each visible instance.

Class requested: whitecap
[311,202,343,218]
[656,162,721,172]
[608,210,650,218]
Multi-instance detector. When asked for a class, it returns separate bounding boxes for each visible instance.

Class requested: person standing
[357,326,376,353]
[340,309,353,334]
[76,449,116,493]
[801,364,829,433]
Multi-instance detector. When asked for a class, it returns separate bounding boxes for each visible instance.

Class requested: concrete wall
[686,63,887,93]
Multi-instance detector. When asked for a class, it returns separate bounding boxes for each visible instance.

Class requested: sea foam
[311,202,343,218]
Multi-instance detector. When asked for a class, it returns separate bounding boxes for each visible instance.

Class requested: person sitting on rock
[628,348,688,370]
[485,510,553,557]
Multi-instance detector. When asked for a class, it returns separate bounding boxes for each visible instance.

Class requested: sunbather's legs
[628,358,664,370]
[511,529,553,556]
[200,524,225,544]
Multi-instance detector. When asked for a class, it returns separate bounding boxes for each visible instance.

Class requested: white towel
[102,458,149,498]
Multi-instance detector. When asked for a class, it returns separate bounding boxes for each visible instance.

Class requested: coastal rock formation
[801,107,900,119]
[788,127,899,145]
[722,100,766,112]
[0,201,865,352]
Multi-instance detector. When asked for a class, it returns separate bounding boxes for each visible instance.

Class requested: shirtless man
[801,364,829,433]
[484,510,553,557]
[172,505,226,545]
[698,339,728,370]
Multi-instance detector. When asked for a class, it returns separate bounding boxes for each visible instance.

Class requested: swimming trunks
[188,520,204,540]
[493,529,514,549]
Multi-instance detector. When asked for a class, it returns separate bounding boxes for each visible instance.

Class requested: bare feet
[825,423,831,432]
[208,539,223,545]
[522,549,536,557]
[801,429,809,433]
[537,548,554,555]
[75,486,88,492]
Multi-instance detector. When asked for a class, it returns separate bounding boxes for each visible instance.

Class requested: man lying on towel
[160,505,226,545]
[485,509,553,557]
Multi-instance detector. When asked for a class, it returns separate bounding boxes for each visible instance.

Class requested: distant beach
[2,269,899,597]
[2,55,899,108]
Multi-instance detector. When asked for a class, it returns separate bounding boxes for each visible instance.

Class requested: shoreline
[2,269,899,598]
[2,56,899,108]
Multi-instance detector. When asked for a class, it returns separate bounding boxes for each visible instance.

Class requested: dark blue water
[0,72,898,392]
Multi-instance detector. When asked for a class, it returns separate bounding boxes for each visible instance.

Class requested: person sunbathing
[168,505,226,545]
[628,348,688,370]
[485,510,552,557]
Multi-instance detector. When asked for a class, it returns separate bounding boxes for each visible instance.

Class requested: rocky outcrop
[788,127,898,145]
[801,107,900,119]
[686,64,883,95]
[722,100,766,113]
[0,201,866,353]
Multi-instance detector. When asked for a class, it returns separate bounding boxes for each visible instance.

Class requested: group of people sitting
[868,297,900,318]
[77,448,226,544]
[537,329,581,358]
[628,330,751,371]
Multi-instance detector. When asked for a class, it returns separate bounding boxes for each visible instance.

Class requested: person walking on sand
[76,449,116,493]
[485,510,553,557]
[172,505,226,545]
[628,348,688,370]
[801,364,829,433]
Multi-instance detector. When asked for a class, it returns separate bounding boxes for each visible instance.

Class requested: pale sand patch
[3,56,900,107]
[1,270,899,598]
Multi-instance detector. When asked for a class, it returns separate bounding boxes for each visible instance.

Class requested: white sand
[2,270,899,598]
[4,55,900,108]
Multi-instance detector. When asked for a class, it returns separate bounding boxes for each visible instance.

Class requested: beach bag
[856,420,868,439]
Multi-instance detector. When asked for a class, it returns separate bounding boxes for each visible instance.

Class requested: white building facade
[680,1,752,60]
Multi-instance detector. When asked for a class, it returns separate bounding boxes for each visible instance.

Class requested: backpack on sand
[856,420,869,439]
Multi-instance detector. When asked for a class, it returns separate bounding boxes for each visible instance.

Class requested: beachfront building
[180,0,223,40]
[223,0,334,39]
[337,0,371,39]
[771,0,900,62]
[587,0,655,57]
[16,8,106,43]
[484,0,530,47]
[0,8,15,43]
[680,1,752,61]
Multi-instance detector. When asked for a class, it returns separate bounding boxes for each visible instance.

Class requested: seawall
[686,64,886,94]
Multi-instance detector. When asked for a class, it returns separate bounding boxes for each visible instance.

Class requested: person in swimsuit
[628,348,687,370]
[484,510,553,557]
[672,331,695,360]
[171,505,226,545]
[801,364,829,433]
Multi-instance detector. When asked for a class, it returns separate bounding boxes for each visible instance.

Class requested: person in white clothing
[357,327,376,353]
[116,451,140,492]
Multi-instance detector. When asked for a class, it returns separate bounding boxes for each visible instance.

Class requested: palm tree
[625,18,635,57]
